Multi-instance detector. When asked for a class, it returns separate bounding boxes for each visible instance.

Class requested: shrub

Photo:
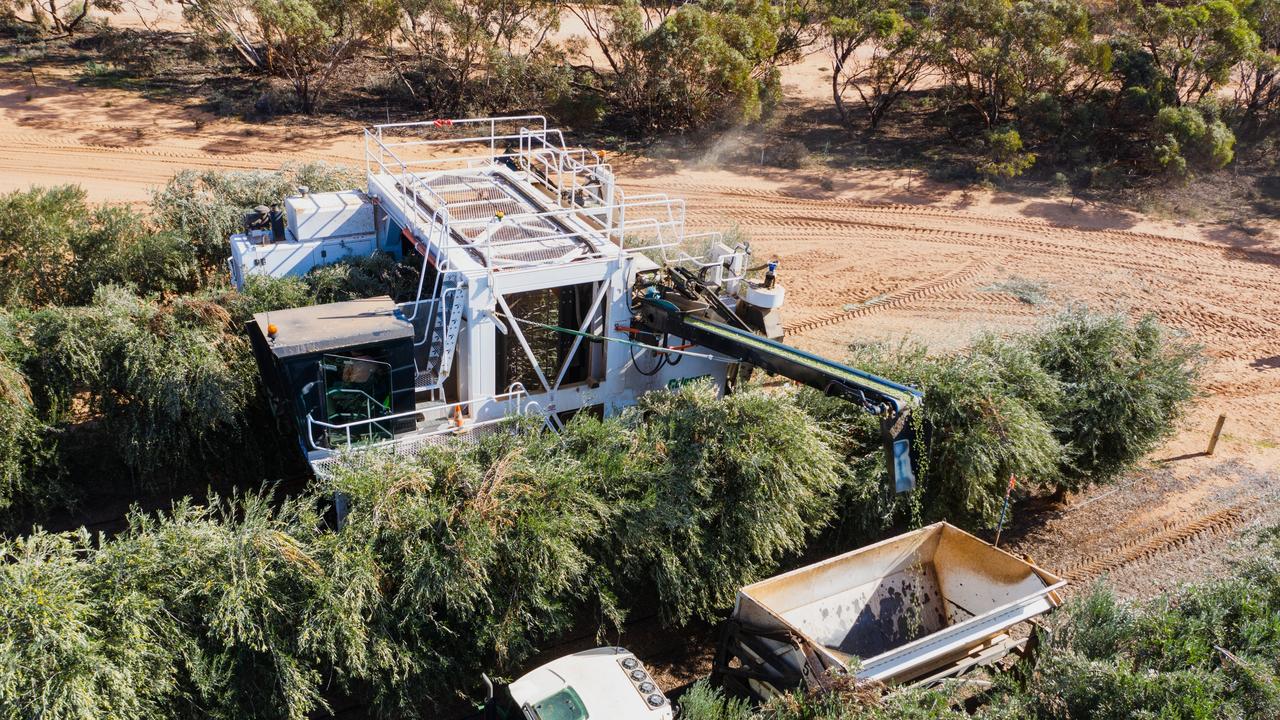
[0,310,52,523]
[978,127,1037,181]
[0,529,181,720]
[321,423,615,712]
[0,186,197,308]
[813,337,1064,529]
[214,274,315,325]
[1009,545,1280,719]
[304,252,421,304]
[150,163,359,276]
[1032,308,1201,489]
[575,381,845,625]
[598,0,787,132]
[1152,105,1237,175]
[98,493,361,720]
[23,287,257,487]
[678,680,754,720]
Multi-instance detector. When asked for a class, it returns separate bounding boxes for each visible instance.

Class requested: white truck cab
[488,647,673,720]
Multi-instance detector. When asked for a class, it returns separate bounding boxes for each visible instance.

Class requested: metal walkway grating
[405,170,602,267]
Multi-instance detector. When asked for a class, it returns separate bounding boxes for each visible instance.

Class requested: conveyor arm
[634,296,923,491]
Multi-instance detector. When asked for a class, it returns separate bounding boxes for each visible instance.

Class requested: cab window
[527,687,588,720]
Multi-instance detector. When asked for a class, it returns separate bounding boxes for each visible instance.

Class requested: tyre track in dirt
[634,181,1280,267]
[691,209,1275,289]
[1061,499,1262,584]
[784,259,989,335]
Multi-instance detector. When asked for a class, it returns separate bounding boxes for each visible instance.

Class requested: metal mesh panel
[413,171,599,267]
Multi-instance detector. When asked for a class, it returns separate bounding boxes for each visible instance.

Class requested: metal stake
[994,475,1017,548]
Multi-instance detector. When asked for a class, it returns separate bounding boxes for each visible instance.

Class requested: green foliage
[1032,308,1201,488]
[393,0,567,115]
[23,286,257,487]
[678,676,971,719]
[218,274,315,325]
[322,424,615,712]
[210,253,421,326]
[303,251,421,304]
[0,529,180,720]
[805,309,1197,527]
[1152,104,1236,175]
[0,310,51,522]
[978,126,1037,180]
[811,336,1064,529]
[592,0,788,132]
[0,186,199,308]
[1236,0,1280,130]
[1006,538,1280,719]
[149,163,359,276]
[577,381,845,625]
[678,680,754,720]
[1122,0,1259,106]
[934,0,1103,126]
[100,493,360,720]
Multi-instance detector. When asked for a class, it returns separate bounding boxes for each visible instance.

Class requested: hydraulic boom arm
[633,292,923,491]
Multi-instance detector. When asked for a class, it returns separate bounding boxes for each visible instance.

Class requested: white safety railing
[305,386,532,452]
[364,115,699,275]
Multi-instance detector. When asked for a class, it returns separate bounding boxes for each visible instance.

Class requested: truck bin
[712,521,1065,701]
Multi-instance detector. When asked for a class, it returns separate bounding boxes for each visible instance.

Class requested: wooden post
[1206,413,1227,455]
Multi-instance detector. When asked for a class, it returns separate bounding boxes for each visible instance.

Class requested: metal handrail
[305,387,530,451]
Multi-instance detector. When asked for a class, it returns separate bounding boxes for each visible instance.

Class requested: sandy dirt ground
[3,14,1280,692]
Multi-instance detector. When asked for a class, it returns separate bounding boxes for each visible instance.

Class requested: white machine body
[236,117,778,470]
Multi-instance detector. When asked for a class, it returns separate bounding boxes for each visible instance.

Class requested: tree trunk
[831,46,852,126]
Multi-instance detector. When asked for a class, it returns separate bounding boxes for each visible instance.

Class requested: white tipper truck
[484,647,673,720]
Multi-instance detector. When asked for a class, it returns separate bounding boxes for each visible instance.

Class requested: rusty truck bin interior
[718,522,1065,698]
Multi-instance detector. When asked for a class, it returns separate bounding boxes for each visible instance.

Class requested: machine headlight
[629,669,647,682]
[647,693,666,708]
[621,657,639,670]
[638,681,655,693]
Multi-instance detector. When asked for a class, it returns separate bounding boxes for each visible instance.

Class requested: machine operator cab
[246,297,422,454]
[485,647,672,720]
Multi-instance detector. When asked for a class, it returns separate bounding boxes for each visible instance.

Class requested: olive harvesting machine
[230,116,923,487]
